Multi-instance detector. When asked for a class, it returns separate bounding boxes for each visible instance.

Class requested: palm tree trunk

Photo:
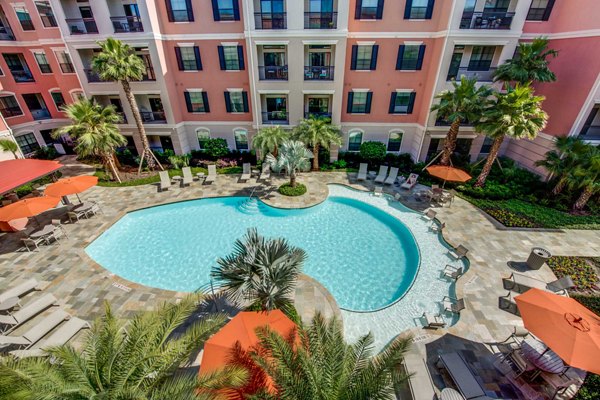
[113,152,122,169]
[273,144,278,158]
[104,153,122,183]
[474,136,504,188]
[290,170,297,188]
[551,176,567,196]
[121,79,162,172]
[572,186,593,212]
[440,119,461,166]
[312,143,319,171]
[11,151,18,159]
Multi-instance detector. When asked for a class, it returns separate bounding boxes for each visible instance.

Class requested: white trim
[356,41,376,46]
[226,88,243,92]
[568,72,600,137]
[452,39,511,46]
[521,29,600,40]
[221,41,240,46]
[403,41,424,46]
[302,90,335,95]
[255,40,289,45]
[395,89,415,93]
[342,122,425,128]
[352,88,370,92]
[186,88,204,92]
[257,90,290,95]
[301,40,338,45]
[176,42,196,47]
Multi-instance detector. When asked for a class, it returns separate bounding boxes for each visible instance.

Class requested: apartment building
[0,0,598,175]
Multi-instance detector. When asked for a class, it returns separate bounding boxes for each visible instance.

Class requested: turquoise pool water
[86,190,421,312]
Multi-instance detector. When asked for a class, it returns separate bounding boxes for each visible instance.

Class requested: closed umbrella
[0,196,61,222]
[44,175,98,203]
[426,165,472,187]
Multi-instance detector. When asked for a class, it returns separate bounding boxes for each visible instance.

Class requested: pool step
[238,198,267,214]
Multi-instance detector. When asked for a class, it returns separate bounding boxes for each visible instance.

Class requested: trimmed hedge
[279,183,307,197]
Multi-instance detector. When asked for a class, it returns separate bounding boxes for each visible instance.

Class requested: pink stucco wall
[523,0,600,34]
[152,0,244,35]
[1,0,63,41]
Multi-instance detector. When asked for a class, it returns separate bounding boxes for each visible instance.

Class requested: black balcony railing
[117,112,127,124]
[140,111,166,123]
[305,111,331,119]
[262,111,288,124]
[111,16,144,33]
[435,118,473,127]
[141,67,156,81]
[447,66,497,82]
[254,12,286,29]
[11,70,34,82]
[66,18,99,34]
[84,69,105,83]
[59,63,75,73]
[258,65,288,80]
[30,109,51,120]
[304,12,337,29]
[0,106,23,118]
[304,66,334,80]
[460,11,515,29]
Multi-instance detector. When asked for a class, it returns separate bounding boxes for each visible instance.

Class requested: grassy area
[94,166,249,187]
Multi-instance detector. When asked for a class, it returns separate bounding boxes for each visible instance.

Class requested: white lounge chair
[158,171,171,192]
[0,309,69,349]
[422,312,446,329]
[0,294,58,333]
[21,237,47,252]
[204,165,217,184]
[240,163,251,182]
[384,167,399,185]
[430,222,445,233]
[356,163,368,181]
[374,166,389,184]
[0,279,41,304]
[373,186,383,196]
[401,173,419,190]
[182,167,194,186]
[10,317,90,359]
[422,209,437,221]
[259,163,271,181]
[443,264,463,280]
[448,244,469,260]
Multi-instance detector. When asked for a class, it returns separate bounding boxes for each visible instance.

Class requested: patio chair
[506,348,537,378]
[259,163,271,181]
[503,273,573,296]
[240,163,251,182]
[21,237,47,252]
[430,222,445,233]
[0,309,69,350]
[0,279,41,305]
[448,244,469,260]
[204,165,217,184]
[422,209,437,221]
[356,163,368,181]
[422,312,446,329]
[373,186,383,196]
[437,352,488,399]
[547,275,575,294]
[384,167,399,185]
[374,166,389,184]
[443,264,463,280]
[0,294,58,334]
[401,173,419,190]
[10,317,90,359]
[442,296,466,314]
[182,167,194,186]
[159,171,171,192]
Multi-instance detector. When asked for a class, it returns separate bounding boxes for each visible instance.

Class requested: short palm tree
[535,136,589,195]
[252,126,289,158]
[92,37,163,172]
[211,228,306,311]
[0,138,20,159]
[239,313,412,400]
[0,295,246,400]
[474,84,547,187]
[493,38,558,85]
[266,140,313,188]
[293,116,341,171]
[55,99,126,182]
[430,77,494,165]
[567,145,600,212]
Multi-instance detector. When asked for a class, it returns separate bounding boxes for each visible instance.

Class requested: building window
[175,46,202,71]
[404,0,435,20]
[22,93,51,120]
[212,0,239,21]
[0,95,23,118]
[355,0,383,20]
[468,46,495,71]
[218,45,244,70]
[348,130,363,151]
[196,129,210,149]
[3,54,34,82]
[225,91,249,113]
[347,91,372,114]
[526,0,555,21]
[480,136,494,154]
[50,92,65,110]
[184,91,209,113]
[55,51,75,73]
[14,6,35,31]
[166,0,194,22]
[387,131,403,152]
[33,52,52,73]
[389,92,416,114]
[350,44,378,70]
[579,104,600,138]
[234,129,249,150]
[71,91,84,102]
[396,44,425,70]
[35,1,57,27]
[15,133,40,154]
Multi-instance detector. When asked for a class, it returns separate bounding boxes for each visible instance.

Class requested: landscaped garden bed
[547,256,599,292]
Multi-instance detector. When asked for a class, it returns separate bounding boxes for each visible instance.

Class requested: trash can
[526,247,552,270]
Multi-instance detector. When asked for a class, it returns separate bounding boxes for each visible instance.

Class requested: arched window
[348,130,363,151]
[196,128,210,149]
[387,130,403,152]
[70,90,84,102]
[234,128,249,150]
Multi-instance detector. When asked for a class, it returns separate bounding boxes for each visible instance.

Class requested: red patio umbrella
[44,175,98,203]
[0,196,61,222]
[426,165,472,187]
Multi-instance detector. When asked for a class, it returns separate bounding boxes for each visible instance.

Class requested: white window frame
[196,127,210,149]
[347,129,364,152]
[233,128,249,151]
[387,129,404,152]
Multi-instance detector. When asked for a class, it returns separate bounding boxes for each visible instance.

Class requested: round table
[0,297,19,313]
[440,388,465,400]
[521,338,565,374]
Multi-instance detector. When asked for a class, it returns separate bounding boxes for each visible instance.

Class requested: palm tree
[431,77,494,165]
[474,84,547,187]
[55,99,126,183]
[0,138,20,159]
[0,295,246,400]
[252,126,289,158]
[535,137,589,195]
[92,37,163,172]
[236,313,412,399]
[493,38,558,85]
[293,116,341,171]
[211,228,306,311]
[567,145,600,212]
[267,140,313,188]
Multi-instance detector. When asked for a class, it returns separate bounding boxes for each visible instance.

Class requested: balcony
[258,66,288,80]
[254,12,286,29]
[139,111,166,124]
[11,70,34,83]
[1,106,23,118]
[435,117,473,127]
[84,69,106,83]
[447,67,497,82]
[140,67,156,81]
[305,111,331,119]
[304,12,337,29]
[110,16,144,33]
[304,66,334,80]
[30,109,51,120]
[262,111,288,125]
[66,18,99,34]
[460,11,515,29]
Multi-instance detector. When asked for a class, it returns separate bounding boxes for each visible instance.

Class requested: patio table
[521,338,565,374]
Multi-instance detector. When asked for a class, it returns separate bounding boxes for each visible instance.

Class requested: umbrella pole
[76,193,82,204]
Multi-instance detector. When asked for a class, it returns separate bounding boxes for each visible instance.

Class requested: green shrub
[33,146,59,160]
[332,159,347,169]
[359,141,386,167]
[547,256,599,291]
[115,148,137,166]
[575,373,600,400]
[572,294,600,315]
[279,183,307,197]
[484,208,538,228]
[168,154,190,169]
[202,138,229,158]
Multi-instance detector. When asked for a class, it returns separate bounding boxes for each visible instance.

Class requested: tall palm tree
[293,116,341,171]
[493,38,558,85]
[474,84,547,187]
[92,37,163,172]
[535,136,589,195]
[252,126,289,158]
[0,138,20,159]
[0,295,246,400]
[266,140,313,188]
[567,145,600,212]
[211,228,306,311]
[430,77,494,165]
[236,313,412,400]
[55,99,126,182]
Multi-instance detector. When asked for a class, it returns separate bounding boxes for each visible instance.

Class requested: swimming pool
[86,186,421,312]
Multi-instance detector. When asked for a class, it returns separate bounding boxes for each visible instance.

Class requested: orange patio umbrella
[426,165,472,186]
[515,288,600,374]
[44,175,98,202]
[0,196,61,222]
